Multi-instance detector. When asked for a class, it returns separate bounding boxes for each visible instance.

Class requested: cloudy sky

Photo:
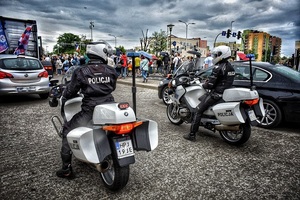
[1,0,299,56]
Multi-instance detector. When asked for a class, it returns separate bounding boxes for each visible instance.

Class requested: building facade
[167,35,208,57]
[242,30,281,62]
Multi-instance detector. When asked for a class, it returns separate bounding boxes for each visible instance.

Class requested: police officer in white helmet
[56,41,118,178]
[184,45,236,141]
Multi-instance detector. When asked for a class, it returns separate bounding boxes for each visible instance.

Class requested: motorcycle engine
[179,107,190,117]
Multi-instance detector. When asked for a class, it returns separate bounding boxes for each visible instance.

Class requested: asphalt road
[0,82,299,200]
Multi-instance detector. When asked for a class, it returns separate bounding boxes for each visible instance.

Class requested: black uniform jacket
[63,61,118,107]
[203,60,235,94]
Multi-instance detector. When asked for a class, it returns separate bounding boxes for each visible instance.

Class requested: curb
[117,78,159,90]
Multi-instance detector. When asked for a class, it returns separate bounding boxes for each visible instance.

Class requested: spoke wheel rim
[259,102,277,126]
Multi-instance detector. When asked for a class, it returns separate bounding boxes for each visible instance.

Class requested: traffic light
[226,29,231,38]
[237,31,242,40]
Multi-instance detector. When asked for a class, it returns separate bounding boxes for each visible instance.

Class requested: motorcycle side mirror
[179,77,189,84]
[50,79,59,86]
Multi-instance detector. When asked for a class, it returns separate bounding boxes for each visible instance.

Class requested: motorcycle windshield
[174,61,197,77]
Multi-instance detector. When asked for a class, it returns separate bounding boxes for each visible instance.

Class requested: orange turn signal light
[243,98,259,106]
[102,121,143,135]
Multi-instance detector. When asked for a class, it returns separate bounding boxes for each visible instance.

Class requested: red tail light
[44,66,52,70]
[0,71,14,79]
[243,98,259,106]
[38,71,48,78]
[102,121,143,135]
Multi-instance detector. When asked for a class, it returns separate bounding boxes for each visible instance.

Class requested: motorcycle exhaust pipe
[215,124,240,131]
[95,161,110,173]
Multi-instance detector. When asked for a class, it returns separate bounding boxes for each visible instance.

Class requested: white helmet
[211,45,231,65]
[86,40,113,63]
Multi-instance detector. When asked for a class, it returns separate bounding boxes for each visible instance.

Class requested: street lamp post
[89,21,94,41]
[167,24,174,56]
[108,34,122,48]
[178,20,195,50]
[231,20,235,31]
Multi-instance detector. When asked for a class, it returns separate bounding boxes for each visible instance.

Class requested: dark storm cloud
[0,0,299,55]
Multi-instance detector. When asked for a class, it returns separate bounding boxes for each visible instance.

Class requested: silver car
[0,54,50,99]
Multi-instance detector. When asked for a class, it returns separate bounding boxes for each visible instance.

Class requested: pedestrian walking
[120,52,128,79]
[134,56,141,77]
[140,55,149,83]
[162,53,170,76]
[55,57,63,75]
[204,53,213,69]
[156,58,163,74]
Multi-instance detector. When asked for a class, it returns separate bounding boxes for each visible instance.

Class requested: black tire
[161,85,172,105]
[219,122,251,146]
[100,155,130,192]
[257,99,282,129]
[39,93,49,99]
[166,104,183,125]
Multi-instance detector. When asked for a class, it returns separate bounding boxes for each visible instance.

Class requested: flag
[75,44,80,52]
[0,23,9,53]
[14,26,32,55]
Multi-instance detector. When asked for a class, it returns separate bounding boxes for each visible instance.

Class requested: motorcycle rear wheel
[166,104,184,125]
[219,122,251,146]
[100,155,130,191]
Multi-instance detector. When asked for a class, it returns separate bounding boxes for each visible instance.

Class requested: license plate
[16,87,36,93]
[248,110,257,121]
[115,139,134,159]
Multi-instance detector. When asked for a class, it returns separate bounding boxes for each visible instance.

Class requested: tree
[150,30,167,56]
[54,33,81,54]
[140,29,151,51]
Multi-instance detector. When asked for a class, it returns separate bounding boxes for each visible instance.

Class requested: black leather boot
[56,152,73,178]
[183,132,196,141]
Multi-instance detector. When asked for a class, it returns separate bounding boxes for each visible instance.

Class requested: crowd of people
[42,54,87,76]
[42,50,214,84]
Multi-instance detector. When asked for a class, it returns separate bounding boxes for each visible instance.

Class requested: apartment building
[242,30,281,62]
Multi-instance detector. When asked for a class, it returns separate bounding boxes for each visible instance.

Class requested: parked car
[158,61,300,129]
[0,54,50,99]
[41,60,53,79]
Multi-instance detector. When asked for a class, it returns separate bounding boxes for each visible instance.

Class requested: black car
[158,61,300,129]
[41,60,53,79]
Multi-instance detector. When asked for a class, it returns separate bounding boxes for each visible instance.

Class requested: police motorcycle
[48,44,158,192]
[166,57,265,145]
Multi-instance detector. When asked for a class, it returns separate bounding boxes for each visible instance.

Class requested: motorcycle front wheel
[166,104,184,125]
[219,122,251,146]
[100,155,130,191]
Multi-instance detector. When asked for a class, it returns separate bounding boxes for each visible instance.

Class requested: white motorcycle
[166,63,265,145]
[49,80,158,191]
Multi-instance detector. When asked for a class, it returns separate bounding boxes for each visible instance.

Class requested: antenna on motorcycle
[246,54,255,90]
[126,52,140,115]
